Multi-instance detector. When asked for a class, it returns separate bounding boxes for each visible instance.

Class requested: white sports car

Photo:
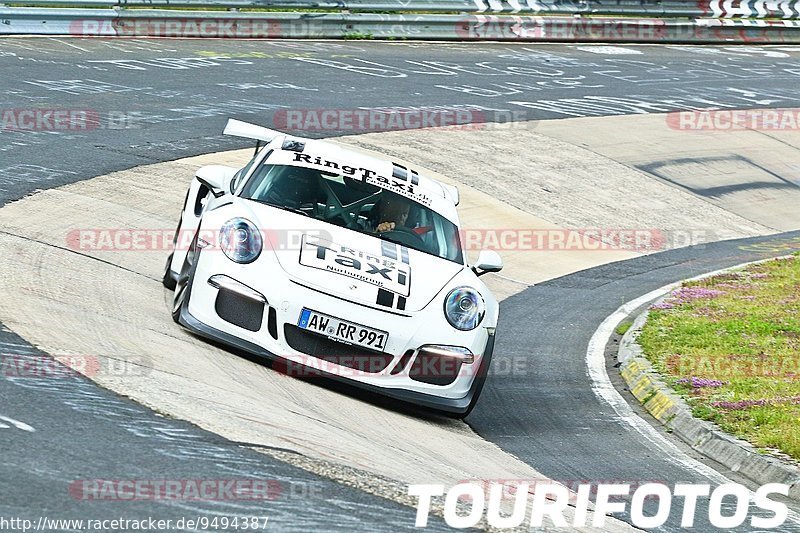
[163,119,503,417]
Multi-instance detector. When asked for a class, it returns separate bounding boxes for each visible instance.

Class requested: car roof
[269,134,461,223]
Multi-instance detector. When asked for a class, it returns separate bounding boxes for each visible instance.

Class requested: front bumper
[179,303,494,414]
[177,248,495,414]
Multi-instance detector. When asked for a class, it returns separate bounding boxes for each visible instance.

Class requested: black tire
[447,335,495,420]
[171,233,198,324]
[162,252,177,290]
[162,216,183,290]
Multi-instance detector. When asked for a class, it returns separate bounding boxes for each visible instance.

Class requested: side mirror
[472,250,503,276]
[196,165,237,198]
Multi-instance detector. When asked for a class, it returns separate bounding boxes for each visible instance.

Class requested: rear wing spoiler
[442,183,460,206]
[223,119,283,144]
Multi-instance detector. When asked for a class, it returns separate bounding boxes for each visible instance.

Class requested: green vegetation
[615,321,633,336]
[341,30,374,40]
[638,254,800,460]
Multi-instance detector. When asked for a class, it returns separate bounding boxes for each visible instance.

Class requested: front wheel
[162,252,177,290]
[171,233,198,324]
[447,334,495,419]
[162,216,183,290]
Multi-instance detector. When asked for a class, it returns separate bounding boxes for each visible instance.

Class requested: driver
[371,195,411,233]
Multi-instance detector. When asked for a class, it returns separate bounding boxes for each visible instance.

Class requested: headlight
[219,218,262,264]
[444,286,485,331]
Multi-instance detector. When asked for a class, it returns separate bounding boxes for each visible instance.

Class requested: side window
[231,148,272,194]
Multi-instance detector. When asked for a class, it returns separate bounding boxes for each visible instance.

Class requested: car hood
[242,201,464,313]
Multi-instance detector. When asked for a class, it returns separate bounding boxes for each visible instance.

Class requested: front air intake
[283,325,393,373]
[214,289,264,332]
[408,348,463,386]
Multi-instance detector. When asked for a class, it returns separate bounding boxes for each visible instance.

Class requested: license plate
[298,308,388,351]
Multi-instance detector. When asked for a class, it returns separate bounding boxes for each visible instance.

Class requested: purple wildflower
[650,286,725,311]
[650,301,675,310]
[712,396,800,410]
[676,377,726,388]
[713,399,769,410]
[671,287,725,302]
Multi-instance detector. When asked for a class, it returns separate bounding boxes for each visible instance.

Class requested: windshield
[240,163,464,264]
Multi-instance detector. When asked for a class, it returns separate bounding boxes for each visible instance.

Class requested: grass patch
[638,254,800,460]
[342,30,374,40]
[615,321,633,336]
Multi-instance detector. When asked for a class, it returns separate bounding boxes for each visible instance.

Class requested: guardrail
[2,1,800,41]
[5,1,800,18]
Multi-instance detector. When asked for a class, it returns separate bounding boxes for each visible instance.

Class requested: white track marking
[0,414,35,432]
[586,257,800,523]
[489,272,534,286]
[575,46,643,55]
[48,39,90,53]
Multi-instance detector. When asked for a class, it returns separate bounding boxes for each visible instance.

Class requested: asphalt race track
[2,38,800,531]
[3,39,800,205]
